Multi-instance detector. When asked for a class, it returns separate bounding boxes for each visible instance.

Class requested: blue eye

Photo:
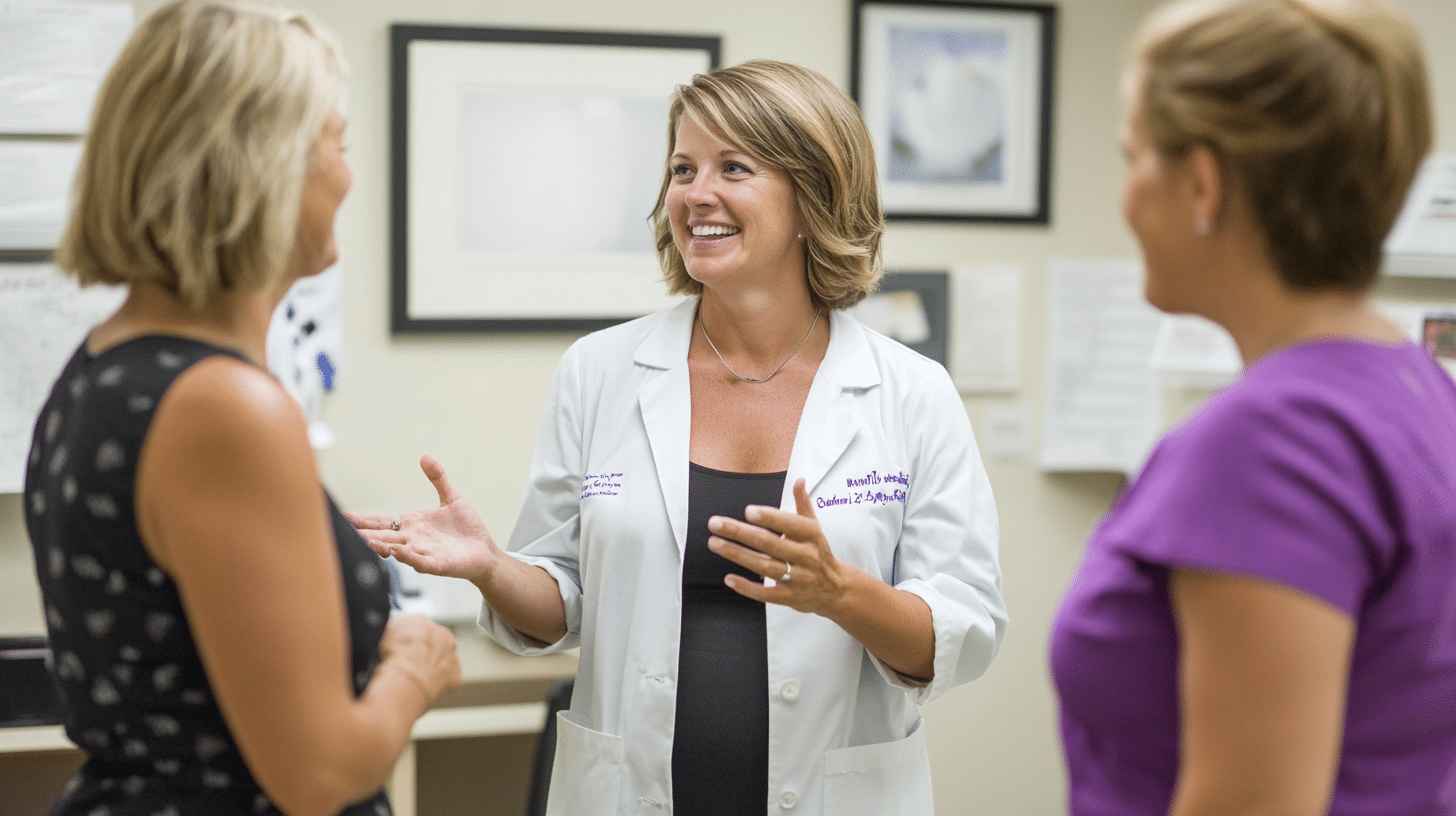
[671,164,694,179]
[725,161,750,174]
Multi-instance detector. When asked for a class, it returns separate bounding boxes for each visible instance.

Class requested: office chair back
[524,676,575,816]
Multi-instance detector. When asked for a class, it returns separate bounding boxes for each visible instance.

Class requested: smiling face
[664,116,805,295]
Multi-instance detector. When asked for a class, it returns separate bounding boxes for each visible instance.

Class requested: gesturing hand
[707,477,936,680]
[344,455,500,583]
[706,477,851,617]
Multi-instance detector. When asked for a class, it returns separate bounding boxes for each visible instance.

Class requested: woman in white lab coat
[352,60,1006,816]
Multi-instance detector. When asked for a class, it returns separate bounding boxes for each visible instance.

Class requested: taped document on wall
[0,263,124,493]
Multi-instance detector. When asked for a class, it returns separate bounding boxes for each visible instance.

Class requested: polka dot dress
[24,336,393,816]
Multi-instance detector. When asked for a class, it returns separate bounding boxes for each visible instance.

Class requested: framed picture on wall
[851,0,1056,224]
[1422,313,1456,379]
[389,25,719,333]
[849,271,950,366]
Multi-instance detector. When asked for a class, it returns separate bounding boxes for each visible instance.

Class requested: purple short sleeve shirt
[1050,340,1456,816]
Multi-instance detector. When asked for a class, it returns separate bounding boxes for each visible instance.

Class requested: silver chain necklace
[701,309,822,384]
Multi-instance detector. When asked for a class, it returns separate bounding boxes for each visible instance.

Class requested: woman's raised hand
[345,455,500,583]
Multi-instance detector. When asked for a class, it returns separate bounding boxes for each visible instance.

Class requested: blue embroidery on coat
[581,472,623,499]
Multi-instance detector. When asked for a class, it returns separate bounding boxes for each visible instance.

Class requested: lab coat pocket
[545,711,624,816]
[822,720,933,816]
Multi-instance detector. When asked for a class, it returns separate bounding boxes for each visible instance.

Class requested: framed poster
[852,1,1056,223]
[390,25,719,332]
[849,271,950,366]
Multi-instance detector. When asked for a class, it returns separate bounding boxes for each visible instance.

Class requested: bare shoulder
[137,355,320,568]
[144,354,315,486]
[158,355,305,437]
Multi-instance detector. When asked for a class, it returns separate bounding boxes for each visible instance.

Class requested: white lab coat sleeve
[478,341,588,655]
[869,363,1007,704]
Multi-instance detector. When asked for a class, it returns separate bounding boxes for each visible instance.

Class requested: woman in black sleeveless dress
[24,3,460,814]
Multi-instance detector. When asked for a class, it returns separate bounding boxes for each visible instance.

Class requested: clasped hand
[707,477,849,616]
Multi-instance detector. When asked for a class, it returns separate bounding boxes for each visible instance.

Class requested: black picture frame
[851,0,1056,224]
[0,250,52,263]
[389,25,720,333]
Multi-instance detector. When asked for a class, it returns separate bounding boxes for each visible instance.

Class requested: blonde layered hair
[1131,0,1432,292]
[56,0,344,308]
[650,60,883,310]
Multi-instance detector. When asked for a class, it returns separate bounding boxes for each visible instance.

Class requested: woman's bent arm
[136,358,459,816]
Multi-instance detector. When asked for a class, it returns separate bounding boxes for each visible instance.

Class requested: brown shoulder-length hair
[55,0,344,308]
[1130,0,1432,292]
[649,60,884,310]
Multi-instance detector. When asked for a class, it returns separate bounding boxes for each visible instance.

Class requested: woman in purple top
[1050,1,1456,815]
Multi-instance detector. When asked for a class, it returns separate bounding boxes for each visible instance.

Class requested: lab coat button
[779,679,801,701]
[779,791,798,809]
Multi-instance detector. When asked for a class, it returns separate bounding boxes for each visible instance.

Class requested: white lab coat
[481,298,1006,816]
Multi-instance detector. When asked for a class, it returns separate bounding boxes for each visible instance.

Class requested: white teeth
[691,225,740,237]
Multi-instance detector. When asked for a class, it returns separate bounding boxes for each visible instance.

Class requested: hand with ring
[344,455,502,583]
[705,477,848,616]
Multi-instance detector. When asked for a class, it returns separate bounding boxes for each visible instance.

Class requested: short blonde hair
[56,0,344,308]
[650,60,883,311]
[1131,0,1432,292]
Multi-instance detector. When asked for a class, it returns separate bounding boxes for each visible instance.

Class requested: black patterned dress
[23,336,393,816]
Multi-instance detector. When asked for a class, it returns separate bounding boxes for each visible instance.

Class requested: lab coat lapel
[784,311,881,507]
[635,299,697,554]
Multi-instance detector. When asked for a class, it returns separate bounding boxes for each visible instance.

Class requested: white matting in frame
[391,27,719,332]
[853,1,1055,223]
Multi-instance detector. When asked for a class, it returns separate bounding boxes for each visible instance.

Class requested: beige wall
[3,0,1454,813]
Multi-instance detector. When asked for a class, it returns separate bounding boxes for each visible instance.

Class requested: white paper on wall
[1148,314,1242,388]
[0,263,123,493]
[0,0,133,135]
[0,260,350,492]
[1383,154,1456,279]
[951,264,1022,393]
[1039,258,1164,474]
[0,139,81,248]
